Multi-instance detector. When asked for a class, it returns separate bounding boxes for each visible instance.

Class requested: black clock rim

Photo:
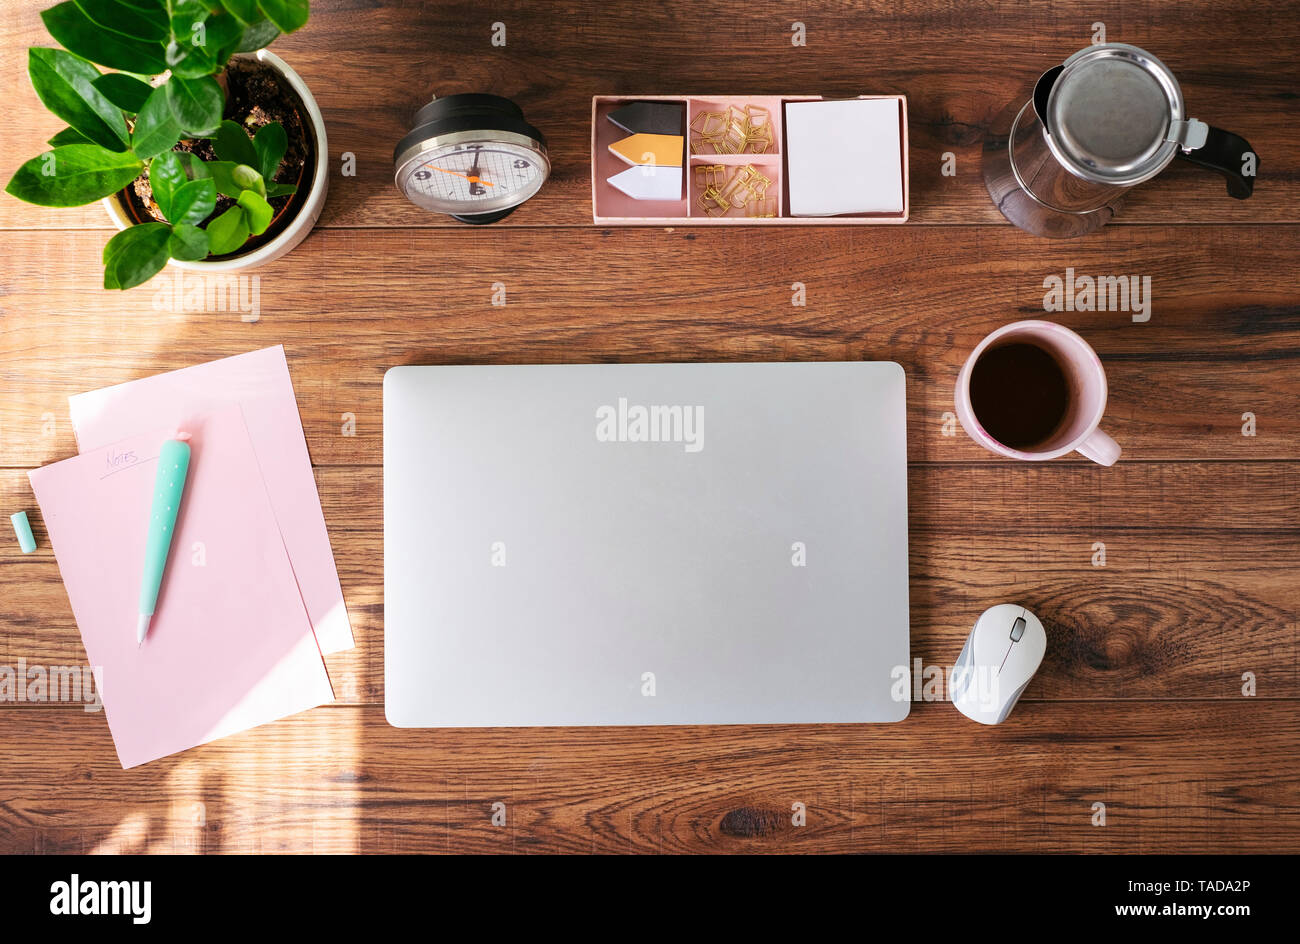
[451,206,518,225]
[393,94,547,165]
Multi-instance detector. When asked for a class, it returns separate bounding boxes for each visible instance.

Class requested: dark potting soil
[124,57,313,247]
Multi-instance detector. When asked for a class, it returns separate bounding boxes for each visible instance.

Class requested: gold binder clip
[720,164,771,209]
[689,102,775,155]
[741,105,772,154]
[717,105,749,154]
[694,163,726,192]
[697,181,731,216]
[689,110,728,154]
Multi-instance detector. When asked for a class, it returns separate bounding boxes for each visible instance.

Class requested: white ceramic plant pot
[102,49,329,271]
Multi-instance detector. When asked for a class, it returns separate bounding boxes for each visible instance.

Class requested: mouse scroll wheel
[1010,617,1027,642]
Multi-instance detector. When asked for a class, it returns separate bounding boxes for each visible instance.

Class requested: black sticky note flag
[607,101,685,136]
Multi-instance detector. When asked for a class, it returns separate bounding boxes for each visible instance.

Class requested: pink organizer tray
[591,94,908,225]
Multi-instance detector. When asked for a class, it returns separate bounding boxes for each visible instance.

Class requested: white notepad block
[785,99,903,216]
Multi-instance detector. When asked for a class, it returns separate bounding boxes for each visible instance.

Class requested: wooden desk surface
[1,0,1297,854]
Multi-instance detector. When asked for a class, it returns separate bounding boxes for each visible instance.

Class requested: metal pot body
[983,94,1123,238]
[983,43,1255,238]
[1007,98,1134,215]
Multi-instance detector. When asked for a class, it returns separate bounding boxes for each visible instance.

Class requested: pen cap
[10,511,36,554]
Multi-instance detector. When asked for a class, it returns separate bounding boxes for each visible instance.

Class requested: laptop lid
[384,362,910,726]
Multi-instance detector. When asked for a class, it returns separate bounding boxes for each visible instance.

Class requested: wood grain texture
[0,0,1298,854]
[4,463,1297,703]
[0,703,1295,853]
[0,0,1297,231]
[1,227,1297,466]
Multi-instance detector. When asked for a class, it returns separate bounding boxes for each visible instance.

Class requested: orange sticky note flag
[608,133,684,168]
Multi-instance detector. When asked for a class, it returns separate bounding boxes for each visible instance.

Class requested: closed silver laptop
[384,362,910,726]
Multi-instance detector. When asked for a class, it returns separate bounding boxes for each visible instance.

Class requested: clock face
[396,141,548,216]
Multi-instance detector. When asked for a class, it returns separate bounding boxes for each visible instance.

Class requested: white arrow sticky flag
[607,164,683,201]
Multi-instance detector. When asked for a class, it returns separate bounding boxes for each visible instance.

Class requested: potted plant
[4,1,328,289]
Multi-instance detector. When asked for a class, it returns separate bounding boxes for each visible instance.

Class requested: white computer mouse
[949,604,1047,725]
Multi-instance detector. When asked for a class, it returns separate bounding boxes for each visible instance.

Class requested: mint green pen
[138,433,191,646]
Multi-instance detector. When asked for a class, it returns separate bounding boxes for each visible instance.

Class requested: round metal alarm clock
[393,93,550,224]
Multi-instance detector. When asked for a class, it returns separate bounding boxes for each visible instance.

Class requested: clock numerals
[414,170,431,181]
[513,159,529,169]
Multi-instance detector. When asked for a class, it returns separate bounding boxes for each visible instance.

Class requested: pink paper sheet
[30,406,334,768]
[68,346,353,655]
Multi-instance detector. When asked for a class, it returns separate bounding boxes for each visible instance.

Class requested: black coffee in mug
[957,320,1120,465]
[969,341,1070,449]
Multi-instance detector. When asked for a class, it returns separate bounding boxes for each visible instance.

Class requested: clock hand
[423,164,495,187]
[468,150,489,195]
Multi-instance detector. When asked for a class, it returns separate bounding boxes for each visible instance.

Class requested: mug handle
[1076,428,1121,466]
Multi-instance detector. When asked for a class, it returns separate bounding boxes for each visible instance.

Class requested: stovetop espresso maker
[983,43,1257,237]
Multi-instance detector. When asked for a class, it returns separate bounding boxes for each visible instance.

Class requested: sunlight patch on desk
[91,811,150,854]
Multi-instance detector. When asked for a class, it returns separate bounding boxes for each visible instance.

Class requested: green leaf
[41,2,169,75]
[204,160,241,197]
[166,0,211,51]
[201,11,245,56]
[92,72,154,113]
[102,221,172,289]
[256,0,308,34]
[264,181,296,198]
[48,126,91,147]
[177,152,211,179]
[233,163,266,197]
[253,120,287,179]
[169,0,212,34]
[131,85,183,160]
[169,178,217,225]
[206,160,266,198]
[166,75,223,136]
[27,48,130,152]
[5,144,143,207]
[206,205,250,254]
[72,0,169,42]
[164,0,241,78]
[214,119,258,167]
[148,152,217,225]
[214,39,243,66]
[166,45,218,81]
[237,188,274,234]
[166,46,218,81]
[218,0,260,25]
[147,150,186,220]
[168,222,209,260]
[235,19,279,52]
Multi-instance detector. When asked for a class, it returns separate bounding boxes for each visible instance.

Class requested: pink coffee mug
[955,320,1121,466]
